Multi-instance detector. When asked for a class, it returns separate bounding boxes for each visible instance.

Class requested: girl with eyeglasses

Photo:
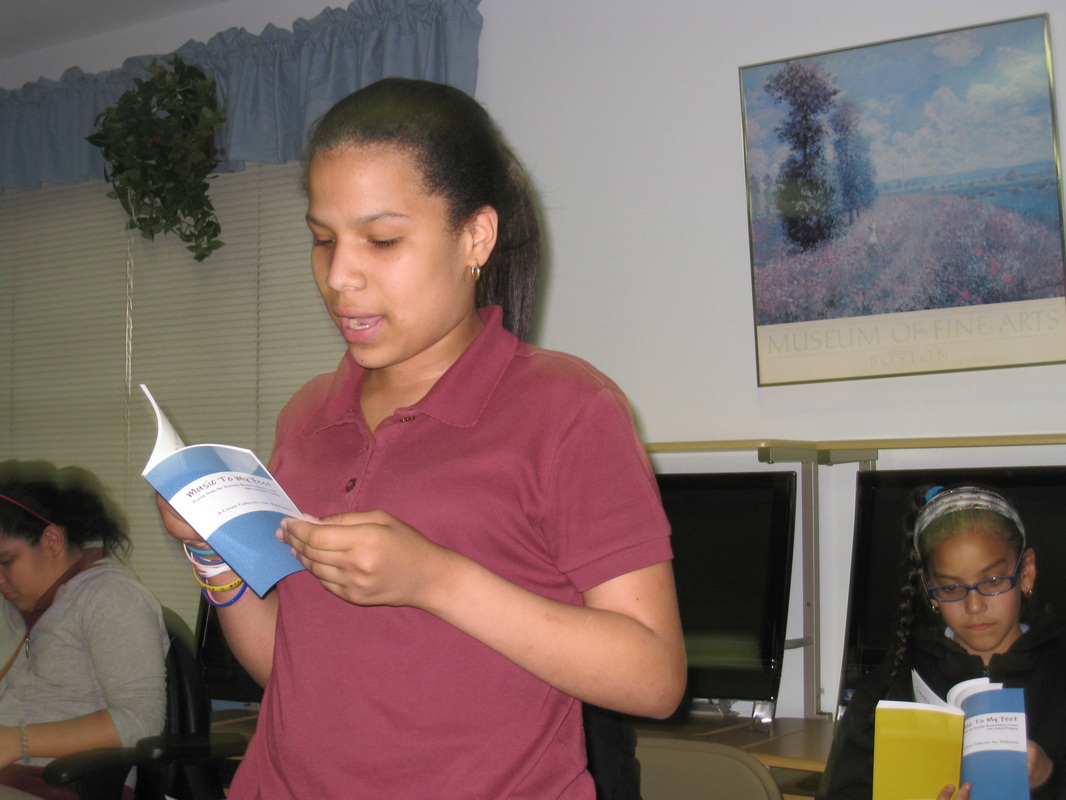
[821,485,1066,800]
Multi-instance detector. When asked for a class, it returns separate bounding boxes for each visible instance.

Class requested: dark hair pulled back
[303,77,541,341]
[0,460,130,558]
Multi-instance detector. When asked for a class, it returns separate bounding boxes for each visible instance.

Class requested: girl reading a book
[821,485,1066,800]
[0,461,168,800]
[156,77,686,799]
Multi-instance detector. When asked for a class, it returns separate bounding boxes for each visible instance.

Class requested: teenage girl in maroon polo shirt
[157,77,685,799]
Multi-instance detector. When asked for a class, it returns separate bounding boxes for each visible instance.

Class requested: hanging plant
[87,57,226,262]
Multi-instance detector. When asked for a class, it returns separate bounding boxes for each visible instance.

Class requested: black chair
[42,606,248,800]
[584,704,642,800]
[195,597,263,708]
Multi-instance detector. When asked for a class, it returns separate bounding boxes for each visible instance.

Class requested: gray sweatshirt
[0,557,169,765]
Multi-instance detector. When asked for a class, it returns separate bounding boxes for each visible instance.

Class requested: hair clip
[924,486,945,503]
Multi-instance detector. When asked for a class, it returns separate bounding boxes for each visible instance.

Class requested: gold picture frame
[740,15,1066,385]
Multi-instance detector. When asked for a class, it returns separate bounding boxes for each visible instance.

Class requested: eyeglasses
[925,559,1022,602]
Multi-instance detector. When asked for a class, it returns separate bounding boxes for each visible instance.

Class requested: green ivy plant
[87,57,226,262]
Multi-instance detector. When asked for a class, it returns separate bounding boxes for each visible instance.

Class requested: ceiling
[0,0,230,60]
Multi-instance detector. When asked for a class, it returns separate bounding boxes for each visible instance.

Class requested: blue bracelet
[202,582,249,607]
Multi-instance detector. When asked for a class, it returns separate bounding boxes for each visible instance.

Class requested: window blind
[0,162,343,625]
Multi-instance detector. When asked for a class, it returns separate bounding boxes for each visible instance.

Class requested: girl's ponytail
[476,156,540,342]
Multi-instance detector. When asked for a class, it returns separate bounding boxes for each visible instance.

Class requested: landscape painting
[740,15,1066,385]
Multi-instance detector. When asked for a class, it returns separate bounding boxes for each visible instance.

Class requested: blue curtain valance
[0,0,482,190]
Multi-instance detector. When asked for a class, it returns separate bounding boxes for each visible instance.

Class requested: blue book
[949,679,1029,800]
[140,385,304,596]
[909,674,1030,800]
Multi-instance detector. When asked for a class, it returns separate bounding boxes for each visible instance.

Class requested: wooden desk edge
[635,716,833,775]
[748,752,828,773]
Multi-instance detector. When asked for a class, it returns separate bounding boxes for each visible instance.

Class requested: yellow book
[872,700,964,800]
[873,675,1030,800]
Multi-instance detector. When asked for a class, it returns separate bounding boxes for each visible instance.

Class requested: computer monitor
[838,465,1066,711]
[657,470,798,720]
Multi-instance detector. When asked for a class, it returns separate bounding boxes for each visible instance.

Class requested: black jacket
[820,611,1066,800]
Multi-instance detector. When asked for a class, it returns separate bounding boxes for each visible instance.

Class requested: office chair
[635,738,783,800]
[42,606,249,800]
[195,596,263,707]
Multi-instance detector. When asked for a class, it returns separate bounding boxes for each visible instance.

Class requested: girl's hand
[154,493,210,551]
[1028,739,1054,789]
[278,511,451,608]
[936,783,971,800]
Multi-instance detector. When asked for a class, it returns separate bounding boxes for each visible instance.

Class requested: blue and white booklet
[912,672,1030,800]
[140,384,304,596]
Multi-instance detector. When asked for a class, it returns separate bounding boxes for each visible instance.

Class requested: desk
[633,715,834,798]
[211,707,259,739]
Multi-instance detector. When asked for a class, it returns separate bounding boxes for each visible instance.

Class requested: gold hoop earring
[470,262,481,281]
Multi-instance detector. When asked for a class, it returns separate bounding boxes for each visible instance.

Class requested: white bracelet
[182,543,233,577]
[192,560,234,578]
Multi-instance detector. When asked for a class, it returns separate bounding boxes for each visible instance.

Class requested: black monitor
[838,465,1066,711]
[657,470,798,718]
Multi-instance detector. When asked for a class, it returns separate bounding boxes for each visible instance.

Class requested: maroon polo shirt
[232,306,672,799]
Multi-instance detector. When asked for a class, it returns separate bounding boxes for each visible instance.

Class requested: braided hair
[880,501,929,694]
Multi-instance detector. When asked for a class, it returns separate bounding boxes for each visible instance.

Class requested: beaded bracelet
[192,571,245,593]
[202,582,249,607]
[19,720,29,764]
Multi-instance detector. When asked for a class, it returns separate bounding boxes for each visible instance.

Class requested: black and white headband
[913,485,1025,555]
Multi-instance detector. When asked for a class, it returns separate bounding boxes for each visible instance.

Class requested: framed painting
[740,15,1066,385]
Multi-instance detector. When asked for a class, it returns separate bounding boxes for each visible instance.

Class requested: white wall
[474,0,1066,446]
[5,0,1066,718]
